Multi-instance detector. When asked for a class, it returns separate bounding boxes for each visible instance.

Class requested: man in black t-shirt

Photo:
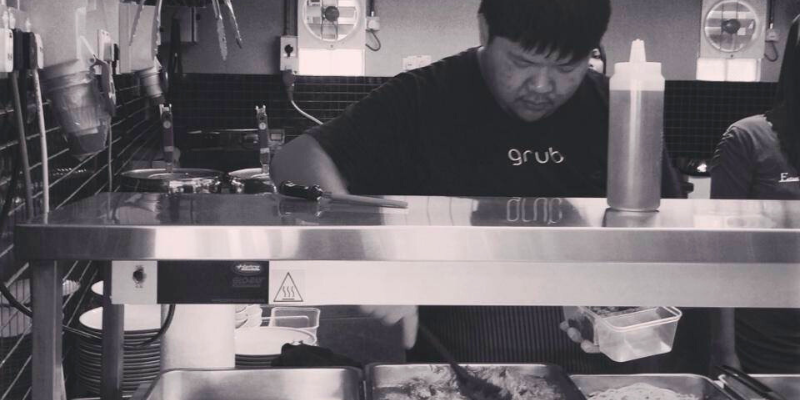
[273,0,686,373]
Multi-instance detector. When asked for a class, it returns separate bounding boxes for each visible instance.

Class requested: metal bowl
[228,168,276,194]
[120,168,224,194]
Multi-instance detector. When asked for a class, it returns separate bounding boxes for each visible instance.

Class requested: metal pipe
[101,263,125,400]
[32,70,50,214]
[10,72,34,220]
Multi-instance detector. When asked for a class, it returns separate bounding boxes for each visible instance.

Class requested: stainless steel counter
[15,193,800,400]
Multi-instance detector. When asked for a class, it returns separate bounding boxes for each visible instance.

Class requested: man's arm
[661,147,684,198]
[710,127,753,199]
[271,134,349,194]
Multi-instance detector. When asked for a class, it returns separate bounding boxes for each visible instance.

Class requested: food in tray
[374,366,566,400]
[586,383,699,400]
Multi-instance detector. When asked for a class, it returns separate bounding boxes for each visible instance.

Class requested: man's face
[480,36,590,123]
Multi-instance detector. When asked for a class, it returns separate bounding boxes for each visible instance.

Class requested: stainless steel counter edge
[14,223,800,262]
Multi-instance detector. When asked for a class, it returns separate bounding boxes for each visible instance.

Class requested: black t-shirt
[710,115,800,373]
[308,48,682,198]
[307,48,691,373]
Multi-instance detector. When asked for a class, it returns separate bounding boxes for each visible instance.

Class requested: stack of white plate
[235,304,263,329]
[75,305,162,396]
[234,326,317,369]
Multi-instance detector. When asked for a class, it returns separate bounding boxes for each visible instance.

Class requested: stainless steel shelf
[16,193,800,263]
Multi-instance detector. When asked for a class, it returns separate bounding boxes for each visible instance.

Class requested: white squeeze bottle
[607,39,665,211]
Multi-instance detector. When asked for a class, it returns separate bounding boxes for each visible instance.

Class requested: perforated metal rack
[1,74,160,400]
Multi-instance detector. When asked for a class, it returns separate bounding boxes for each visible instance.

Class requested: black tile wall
[170,74,389,141]
[172,73,779,165]
[0,73,160,400]
[665,80,778,160]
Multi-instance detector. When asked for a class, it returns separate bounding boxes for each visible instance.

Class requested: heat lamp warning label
[271,270,304,303]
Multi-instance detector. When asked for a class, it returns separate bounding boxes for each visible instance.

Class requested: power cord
[764,41,779,62]
[366,29,381,52]
[282,69,323,125]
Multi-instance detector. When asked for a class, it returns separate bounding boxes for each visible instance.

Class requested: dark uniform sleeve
[306,74,420,192]
[661,146,684,198]
[709,127,754,199]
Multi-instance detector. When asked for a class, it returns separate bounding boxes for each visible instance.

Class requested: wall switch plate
[280,35,299,72]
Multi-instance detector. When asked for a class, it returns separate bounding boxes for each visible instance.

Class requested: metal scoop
[418,324,512,400]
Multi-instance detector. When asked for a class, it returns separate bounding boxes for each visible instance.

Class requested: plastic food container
[562,306,682,362]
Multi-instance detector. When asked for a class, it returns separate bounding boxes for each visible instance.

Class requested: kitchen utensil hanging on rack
[222,0,243,48]
[211,0,228,60]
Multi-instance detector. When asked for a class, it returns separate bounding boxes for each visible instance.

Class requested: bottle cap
[629,39,646,63]
[611,39,664,91]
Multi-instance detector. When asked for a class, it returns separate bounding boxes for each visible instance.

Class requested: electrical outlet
[280,35,298,72]
[0,28,12,72]
[110,260,158,304]
[366,15,380,31]
[765,28,779,43]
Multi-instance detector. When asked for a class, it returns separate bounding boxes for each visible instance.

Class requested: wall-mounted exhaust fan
[700,0,766,59]
[301,0,363,48]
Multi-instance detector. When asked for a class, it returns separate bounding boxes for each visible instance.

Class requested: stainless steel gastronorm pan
[720,373,800,399]
[367,363,586,400]
[570,374,732,399]
[130,368,363,400]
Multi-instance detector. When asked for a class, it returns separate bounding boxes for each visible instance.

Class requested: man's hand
[359,305,419,349]
[559,321,601,354]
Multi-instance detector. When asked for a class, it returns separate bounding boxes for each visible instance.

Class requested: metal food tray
[129,368,363,400]
[570,374,732,399]
[719,373,800,399]
[367,363,586,400]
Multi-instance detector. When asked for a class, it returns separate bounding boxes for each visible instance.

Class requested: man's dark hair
[478,0,611,62]
[767,14,800,171]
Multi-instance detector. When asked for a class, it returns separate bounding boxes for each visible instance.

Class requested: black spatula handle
[279,181,325,201]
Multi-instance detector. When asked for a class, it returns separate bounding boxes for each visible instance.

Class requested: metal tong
[221,0,243,48]
[211,0,228,60]
[159,104,174,173]
[717,365,788,400]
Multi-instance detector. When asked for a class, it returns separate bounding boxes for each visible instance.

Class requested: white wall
[172,0,798,81]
